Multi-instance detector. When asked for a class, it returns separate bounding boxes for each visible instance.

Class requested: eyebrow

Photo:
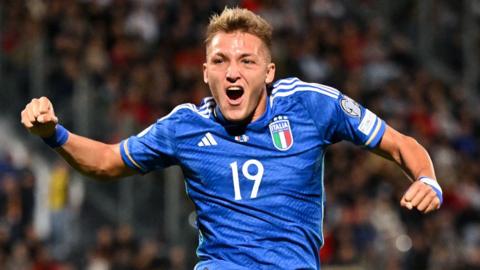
[212,52,227,58]
[239,53,255,58]
[212,52,256,59]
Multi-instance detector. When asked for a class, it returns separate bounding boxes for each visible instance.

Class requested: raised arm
[21,97,137,180]
[372,125,442,213]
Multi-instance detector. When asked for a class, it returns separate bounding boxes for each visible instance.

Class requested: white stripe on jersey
[199,97,215,110]
[270,86,339,106]
[365,118,382,147]
[199,104,215,117]
[198,98,216,116]
[158,104,196,122]
[137,124,154,137]
[272,85,339,98]
[158,102,213,123]
[272,79,340,96]
[309,82,340,95]
[122,139,145,171]
[273,77,299,87]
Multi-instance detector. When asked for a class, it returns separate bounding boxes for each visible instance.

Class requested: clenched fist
[21,97,58,138]
[400,180,441,213]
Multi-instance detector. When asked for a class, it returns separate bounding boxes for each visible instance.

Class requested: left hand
[400,180,441,213]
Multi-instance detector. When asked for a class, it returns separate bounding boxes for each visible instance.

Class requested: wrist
[418,176,443,205]
[42,124,69,148]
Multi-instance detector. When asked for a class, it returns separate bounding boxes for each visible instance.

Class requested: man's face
[203,31,275,123]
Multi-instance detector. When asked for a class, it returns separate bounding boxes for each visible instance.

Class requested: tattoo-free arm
[21,96,137,180]
[56,133,137,180]
[372,125,441,213]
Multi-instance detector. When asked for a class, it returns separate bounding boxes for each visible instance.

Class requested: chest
[175,113,325,201]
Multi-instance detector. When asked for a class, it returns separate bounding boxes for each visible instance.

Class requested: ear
[265,63,276,84]
[203,63,208,84]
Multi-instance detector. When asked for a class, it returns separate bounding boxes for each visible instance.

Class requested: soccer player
[21,7,442,270]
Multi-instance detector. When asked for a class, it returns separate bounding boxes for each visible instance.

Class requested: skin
[20,30,441,213]
[374,126,440,213]
[203,31,276,124]
[20,97,133,179]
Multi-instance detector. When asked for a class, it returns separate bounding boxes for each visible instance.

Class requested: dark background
[0,0,479,269]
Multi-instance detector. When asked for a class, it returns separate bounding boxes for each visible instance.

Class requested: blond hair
[205,7,273,53]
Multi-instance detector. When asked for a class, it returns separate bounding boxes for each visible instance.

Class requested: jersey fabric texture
[120,77,386,270]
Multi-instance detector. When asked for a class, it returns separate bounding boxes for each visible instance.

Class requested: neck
[250,88,268,122]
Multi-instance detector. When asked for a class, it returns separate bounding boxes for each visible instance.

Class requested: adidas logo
[197,132,217,147]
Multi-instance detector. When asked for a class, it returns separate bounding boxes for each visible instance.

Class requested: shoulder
[136,97,215,139]
[156,97,215,123]
[271,77,340,102]
[270,77,341,110]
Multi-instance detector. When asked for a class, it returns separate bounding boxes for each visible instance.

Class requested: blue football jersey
[120,77,386,269]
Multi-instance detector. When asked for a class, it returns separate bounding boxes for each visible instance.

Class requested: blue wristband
[419,176,443,205]
[42,124,69,148]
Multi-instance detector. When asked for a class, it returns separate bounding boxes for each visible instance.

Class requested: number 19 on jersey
[230,159,264,200]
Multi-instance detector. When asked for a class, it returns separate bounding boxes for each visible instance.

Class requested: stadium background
[0,0,479,269]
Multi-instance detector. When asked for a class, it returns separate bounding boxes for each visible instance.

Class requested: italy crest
[269,116,294,151]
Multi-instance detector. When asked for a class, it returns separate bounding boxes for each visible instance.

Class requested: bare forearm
[394,136,435,181]
[20,97,135,179]
[374,126,436,182]
[374,126,441,212]
[56,133,132,180]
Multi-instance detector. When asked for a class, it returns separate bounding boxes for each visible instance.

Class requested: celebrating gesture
[21,7,442,269]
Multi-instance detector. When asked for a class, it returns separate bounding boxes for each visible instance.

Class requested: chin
[224,110,249,123]
[225,115,245,123]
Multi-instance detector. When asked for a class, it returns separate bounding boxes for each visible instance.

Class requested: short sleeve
[300,86,386,148]
[330,94,386,148]
[119,112,179,174]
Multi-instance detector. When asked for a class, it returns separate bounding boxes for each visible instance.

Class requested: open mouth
[226,86,244,101]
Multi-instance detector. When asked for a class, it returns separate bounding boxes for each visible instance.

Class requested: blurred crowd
[1,0,479,269]
[0,155,38,269]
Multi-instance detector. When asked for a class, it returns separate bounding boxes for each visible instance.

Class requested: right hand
[21,97,59,138]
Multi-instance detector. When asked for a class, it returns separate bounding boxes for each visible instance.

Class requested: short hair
[205,7,273,54]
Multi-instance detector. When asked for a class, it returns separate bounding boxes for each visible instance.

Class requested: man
[21,7,442,270]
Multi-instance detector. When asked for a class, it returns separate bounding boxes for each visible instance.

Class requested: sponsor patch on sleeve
[358,109,377,136]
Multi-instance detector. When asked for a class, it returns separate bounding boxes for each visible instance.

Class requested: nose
[226,62,240,82]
